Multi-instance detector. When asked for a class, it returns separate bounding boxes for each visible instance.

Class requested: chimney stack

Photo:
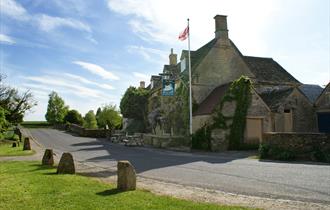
[139,81,145,89]
[169,48,177,65]
[214,15,228,39]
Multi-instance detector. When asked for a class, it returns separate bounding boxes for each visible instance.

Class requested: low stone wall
[262,132,330,162]
[69,124,108,138]
[53,124,68,130]
[143,134,190,149]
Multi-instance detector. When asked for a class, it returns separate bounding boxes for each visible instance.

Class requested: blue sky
[0,0,329,121]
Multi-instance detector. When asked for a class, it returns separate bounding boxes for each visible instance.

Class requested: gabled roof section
[181,38,217,76]
[315,82,330,105]
[193,83,231,116]
[243,56,300,84]
[258,86,294,112]
[298,84,323,104]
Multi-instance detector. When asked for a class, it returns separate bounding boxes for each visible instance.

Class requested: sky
[0,0,329,121]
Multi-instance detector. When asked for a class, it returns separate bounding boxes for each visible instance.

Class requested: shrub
[125,119,145,135]
[192,125,211,151]
[311,148,330,163]
[275,150,295,161]
[258,143,270,159]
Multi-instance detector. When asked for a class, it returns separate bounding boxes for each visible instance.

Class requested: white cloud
[36,14,91,32]
[107,0,277,55]
[64,73,115,90]
[133,72,149,81]
[1,0,92,33]
[21,73,118,121]
[24,75,108,99]
[73,61,120,80]
[0,0,29,21]
[0,34,15,44]
[127,45,168,63]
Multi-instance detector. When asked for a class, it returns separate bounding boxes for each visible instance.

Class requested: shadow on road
[67,135,255,174]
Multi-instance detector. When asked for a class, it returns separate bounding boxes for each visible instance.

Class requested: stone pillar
[42,149,54,166]
[117,160,136,191]
[57,153,75,174]
[23,137,31,150]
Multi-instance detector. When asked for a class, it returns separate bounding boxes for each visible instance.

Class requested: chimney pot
[169,48,177,65]
[139,81,145,89]
[214,15,228,39]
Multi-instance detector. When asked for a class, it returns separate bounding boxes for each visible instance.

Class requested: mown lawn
[0,161,256,210]
[0,143,35,156]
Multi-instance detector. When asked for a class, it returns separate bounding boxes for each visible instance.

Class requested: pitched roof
[298,84,323,103]
[193,83,231,116]
[181,38,217,76]
[258,86,294,112]
[315,82,330,105]
[243,56,300,84]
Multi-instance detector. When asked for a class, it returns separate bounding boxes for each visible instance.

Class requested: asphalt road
[29,128,330,204]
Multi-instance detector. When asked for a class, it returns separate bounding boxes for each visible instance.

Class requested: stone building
[148,15,324,150]
[315,83,330,133]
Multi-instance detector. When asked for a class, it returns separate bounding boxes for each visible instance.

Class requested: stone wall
[262,132,330,161]
[69,124,107,138]
[290,89,318,132]
[143,134,190,149]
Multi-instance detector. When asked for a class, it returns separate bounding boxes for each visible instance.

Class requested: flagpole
[187,18,193,135]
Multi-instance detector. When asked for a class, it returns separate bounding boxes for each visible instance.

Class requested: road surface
[29,128,330,204]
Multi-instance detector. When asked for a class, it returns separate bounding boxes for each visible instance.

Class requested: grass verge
[0,143,35,156]
[0,161,255,210]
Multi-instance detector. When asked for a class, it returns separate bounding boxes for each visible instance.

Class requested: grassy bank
[0,143,35,156]
[0,161,254,210]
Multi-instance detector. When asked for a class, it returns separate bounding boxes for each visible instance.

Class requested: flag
[178,26,189,41]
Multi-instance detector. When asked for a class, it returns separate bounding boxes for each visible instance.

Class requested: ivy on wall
[148,78,190,136]
[192,76,252,150]
[224,76,252,149]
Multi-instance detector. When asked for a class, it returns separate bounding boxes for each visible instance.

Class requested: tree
[0,107,9,133]
[45,91,68,124]
[95,107,102,127]
[0,74,37,124]
[120,87,149,127]
[83,110,98,129]
[64,110,83,125]
[98,105,122,130]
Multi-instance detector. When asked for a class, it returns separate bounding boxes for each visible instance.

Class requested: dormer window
[181,58,186,71]
[151,80,154,89]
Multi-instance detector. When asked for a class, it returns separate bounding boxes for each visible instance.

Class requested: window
[181,58,186,71]
[284,109,291,113]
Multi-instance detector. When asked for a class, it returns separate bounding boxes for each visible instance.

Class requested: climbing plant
[224,76,252,149]
[192,76,252,151]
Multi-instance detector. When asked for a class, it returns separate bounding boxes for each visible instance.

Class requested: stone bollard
[57,153,75,174]
[23,137,31,150]
[42,149,54,166]
[117,160,136,191]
